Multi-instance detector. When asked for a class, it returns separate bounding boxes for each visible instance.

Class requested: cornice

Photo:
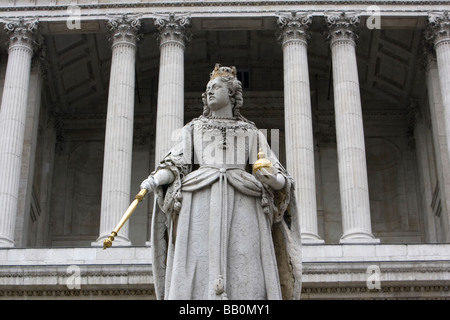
[1,1,450,11]
[0,288,155,298]
[0,2,449,19]
[1,285,448,299]
[303,265,450,275]
[301,285,450,298]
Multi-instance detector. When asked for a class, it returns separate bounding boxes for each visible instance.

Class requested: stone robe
[151,116,302,300]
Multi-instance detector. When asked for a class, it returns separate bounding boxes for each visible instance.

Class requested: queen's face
[206,78,231,111]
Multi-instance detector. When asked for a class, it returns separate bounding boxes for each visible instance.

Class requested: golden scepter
[102,188,148,250]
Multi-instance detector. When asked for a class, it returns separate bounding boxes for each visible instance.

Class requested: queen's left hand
[254,168,286,190]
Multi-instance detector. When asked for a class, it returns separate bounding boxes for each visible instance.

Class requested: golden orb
[253,149,273,174]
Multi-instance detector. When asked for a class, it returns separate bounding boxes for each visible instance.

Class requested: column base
[339,231,380,244]
[0,236,15,248]
[302,238,326,245]
[301,232,325,245]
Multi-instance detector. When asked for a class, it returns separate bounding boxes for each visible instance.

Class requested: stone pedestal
[325,13,378,244]
[0,19,39,247]
[154,14,191,164]
[277,13,323,244]
[94,16,141,246]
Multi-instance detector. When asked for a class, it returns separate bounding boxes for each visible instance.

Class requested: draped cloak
[150,116,302,300]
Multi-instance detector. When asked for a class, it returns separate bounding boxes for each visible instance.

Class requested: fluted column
[16,51,46,246]
[154,14,191,164]
[277,13,323,243]
[325,13,378,243]
[426,12,450,242]
[421,47,442,242]
[427,13,450,146]
[0,19,39,247]
[94,16,141,245]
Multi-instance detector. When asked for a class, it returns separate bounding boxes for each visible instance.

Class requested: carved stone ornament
[324,12,360,45]
[154,13,192,47]
[426,11,450,47]
[3,18,39,51]
[107,15,141,47]
[276,12,312,45]
[31,43,49,76]
[420,38,437,71]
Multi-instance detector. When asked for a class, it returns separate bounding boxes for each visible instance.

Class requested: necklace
[208,115,237,120]
[190,116,255,133]
[190,117,256,150]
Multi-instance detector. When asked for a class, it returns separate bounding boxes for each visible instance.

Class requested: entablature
[0,1,448,36]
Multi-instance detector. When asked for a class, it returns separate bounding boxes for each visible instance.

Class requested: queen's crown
[210,63,237,80]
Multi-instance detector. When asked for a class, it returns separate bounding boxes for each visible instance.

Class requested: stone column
[426,12,450,242]
[325,13,378,243]
[0,19,39,247]
[94,16,141,246]
[16,52,46,247]
[154,14,191,164]
[277,13,323,243]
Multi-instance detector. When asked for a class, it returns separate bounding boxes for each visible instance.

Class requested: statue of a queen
[140,64,302,300]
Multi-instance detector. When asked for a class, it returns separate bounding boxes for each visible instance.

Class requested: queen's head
[202,63,244,119]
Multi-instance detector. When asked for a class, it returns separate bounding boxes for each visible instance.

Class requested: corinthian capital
[276,12,312,45]
[3,18,39,51]
[325,12,360,45]
[155,13,191,47]
[107,15,141,48]
[426,11,450,47]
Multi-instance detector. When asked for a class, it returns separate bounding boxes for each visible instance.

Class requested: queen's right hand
[140,175,159,192]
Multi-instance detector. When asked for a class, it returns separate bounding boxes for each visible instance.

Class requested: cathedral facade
[0,0,450,299]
